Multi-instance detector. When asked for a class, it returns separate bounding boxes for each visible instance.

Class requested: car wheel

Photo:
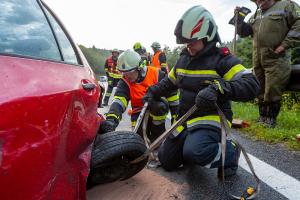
[87,131,148,188]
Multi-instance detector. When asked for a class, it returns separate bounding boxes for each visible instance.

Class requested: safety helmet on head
[111,48,120,54]
[151,42,161,50]
[117,49,142,72]
[133,42,142,51]
[174,5,220,44]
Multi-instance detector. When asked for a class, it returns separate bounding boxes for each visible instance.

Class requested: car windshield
[0,0,61,60]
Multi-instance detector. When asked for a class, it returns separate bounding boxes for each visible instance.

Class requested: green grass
[232,102,300,151]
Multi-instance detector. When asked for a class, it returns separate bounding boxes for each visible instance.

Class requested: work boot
[264,102,281,128]
[217,141,241,178]
[265,117,276,128]
[257,103,267,123]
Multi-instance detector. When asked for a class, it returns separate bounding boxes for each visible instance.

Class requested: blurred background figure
[151,41,169,74]
[133,42,151,65]
[103,48,122,106]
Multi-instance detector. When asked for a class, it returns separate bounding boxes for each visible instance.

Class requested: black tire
[87,131,148,188]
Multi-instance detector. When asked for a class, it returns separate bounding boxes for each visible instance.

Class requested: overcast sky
[44,0,261,51]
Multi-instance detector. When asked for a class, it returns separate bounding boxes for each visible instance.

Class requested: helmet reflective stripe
[174,5,219,44]
[117,49,142,72]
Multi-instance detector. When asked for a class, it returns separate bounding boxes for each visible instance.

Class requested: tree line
[80,39,299,109]
[80,39,299,77]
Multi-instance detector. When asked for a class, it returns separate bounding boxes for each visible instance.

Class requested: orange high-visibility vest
[151,51,162,68]
[124,66,159,108]
[151,51,169,73]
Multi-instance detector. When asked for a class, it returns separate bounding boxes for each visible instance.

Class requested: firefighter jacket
[150,44,260,135]
[237,0,300,49]
[104,56,122,79]
[106,66,179,127]
[151,51,169,73]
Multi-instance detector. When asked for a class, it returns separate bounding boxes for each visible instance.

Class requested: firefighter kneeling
[143,5,260,177]
[99,50,178,165]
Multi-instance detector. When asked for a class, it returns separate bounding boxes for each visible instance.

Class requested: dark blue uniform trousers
[158,127,239,171]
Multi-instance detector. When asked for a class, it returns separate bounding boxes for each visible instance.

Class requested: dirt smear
[87,169,188,200]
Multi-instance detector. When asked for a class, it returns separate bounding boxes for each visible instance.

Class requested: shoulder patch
[220,47,231,56]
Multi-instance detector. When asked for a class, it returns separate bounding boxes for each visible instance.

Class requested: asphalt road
[89,104,300,200]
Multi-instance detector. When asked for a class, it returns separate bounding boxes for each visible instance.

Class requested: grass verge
[232,102,300,151]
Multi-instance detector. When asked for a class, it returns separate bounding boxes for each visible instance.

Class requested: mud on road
[87,168,188,200]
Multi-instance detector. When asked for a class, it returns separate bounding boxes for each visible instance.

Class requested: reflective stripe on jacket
[161,46,259,133]
[105,56,121,77]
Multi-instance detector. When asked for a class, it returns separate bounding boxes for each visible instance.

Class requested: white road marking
[239,153,300,200]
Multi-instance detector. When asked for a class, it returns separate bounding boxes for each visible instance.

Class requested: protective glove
[195,85,218,111]
[195,79,229,111]
[142,86,157,104]
[149,98,169,115]
[98,118,118,134]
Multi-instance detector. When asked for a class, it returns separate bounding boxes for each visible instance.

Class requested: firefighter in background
[99,49,178,143]
[133,42,151,65]
[143,5,259,176]
[151,42,169,74]
[235,0,300,127]
[103,48,122,106]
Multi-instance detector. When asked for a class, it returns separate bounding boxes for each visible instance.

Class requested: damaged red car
[0,0,103,199]
[0,0,148,199]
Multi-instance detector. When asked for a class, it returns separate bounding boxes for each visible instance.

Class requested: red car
[0,1,148,199]
[0,0,103,199]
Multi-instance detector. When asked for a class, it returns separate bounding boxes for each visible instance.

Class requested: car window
[0,0,61,60]
[43,6,79,65]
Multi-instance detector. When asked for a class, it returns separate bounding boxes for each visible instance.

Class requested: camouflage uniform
[237,0,300,126]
